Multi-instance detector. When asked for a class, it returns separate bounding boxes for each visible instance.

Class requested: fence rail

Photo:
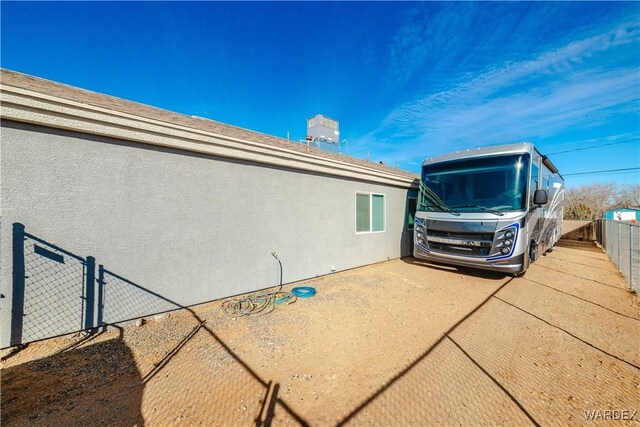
[595,219,639,293]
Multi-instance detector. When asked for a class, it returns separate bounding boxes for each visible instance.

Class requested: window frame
[355,192,386,234]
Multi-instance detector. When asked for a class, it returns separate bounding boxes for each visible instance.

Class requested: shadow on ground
[556,239,603,253]
[1,333,144,426]
[401,256,508,280]
[3,236,638,426]
[337,242,639,426]
[3,224,308,426]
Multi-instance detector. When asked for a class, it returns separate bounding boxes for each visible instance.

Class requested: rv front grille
[425,230,494,257]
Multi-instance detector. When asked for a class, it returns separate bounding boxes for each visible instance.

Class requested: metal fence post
[10,223,26,346]
[97,265,105,328]
[610,220,613,253]
[84,256,96,331]
[630,225,635,289]
[617,221,621,269]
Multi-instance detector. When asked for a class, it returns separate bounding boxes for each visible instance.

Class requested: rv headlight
[504,231,514,239]
[500,247,510,255]
[416,225,425,233]
[503,239,513,246]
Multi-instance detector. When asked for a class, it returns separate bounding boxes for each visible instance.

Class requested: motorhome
[414,142,564,275]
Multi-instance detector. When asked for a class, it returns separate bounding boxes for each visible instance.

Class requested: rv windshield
[420,154,530,213]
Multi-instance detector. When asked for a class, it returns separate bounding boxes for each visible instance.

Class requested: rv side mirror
[533,189,548,206]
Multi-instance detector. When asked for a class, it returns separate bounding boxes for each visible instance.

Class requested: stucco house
[0,69,418,347]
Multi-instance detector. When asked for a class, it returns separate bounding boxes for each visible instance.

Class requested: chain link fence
[595,219,639,293]
[98,267,179,326]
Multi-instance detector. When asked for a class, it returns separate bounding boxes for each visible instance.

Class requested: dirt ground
[2,240,639,426]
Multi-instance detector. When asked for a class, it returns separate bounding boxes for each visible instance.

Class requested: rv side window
[542,163,552,189]
[530,162,539,206]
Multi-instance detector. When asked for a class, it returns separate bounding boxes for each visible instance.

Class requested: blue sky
[2,2,639,187]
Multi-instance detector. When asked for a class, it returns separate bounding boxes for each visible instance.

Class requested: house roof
[606,207,640,212]
[0,68,418,184]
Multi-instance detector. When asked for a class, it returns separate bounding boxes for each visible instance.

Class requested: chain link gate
[8,223,181,347]
[10,223,96,346]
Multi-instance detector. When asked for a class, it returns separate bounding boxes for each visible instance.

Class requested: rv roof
[423,142,535,165]
[423,142,562,177]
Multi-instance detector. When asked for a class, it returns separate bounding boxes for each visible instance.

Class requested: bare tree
[615,184,640,208]
[564,182,616,220]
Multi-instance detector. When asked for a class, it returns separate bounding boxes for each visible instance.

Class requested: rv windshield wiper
[450,204,505,216]
[419,182,460,216]
[418,201,461,216]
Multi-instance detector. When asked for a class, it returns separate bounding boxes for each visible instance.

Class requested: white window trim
[355,192,386,234]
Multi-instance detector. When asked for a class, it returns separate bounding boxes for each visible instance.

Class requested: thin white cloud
[355,18,640,167]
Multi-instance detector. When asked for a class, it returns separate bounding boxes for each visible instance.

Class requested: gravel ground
[2,240,639,426]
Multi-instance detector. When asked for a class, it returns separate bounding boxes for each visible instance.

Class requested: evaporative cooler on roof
[307,114,340,145]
